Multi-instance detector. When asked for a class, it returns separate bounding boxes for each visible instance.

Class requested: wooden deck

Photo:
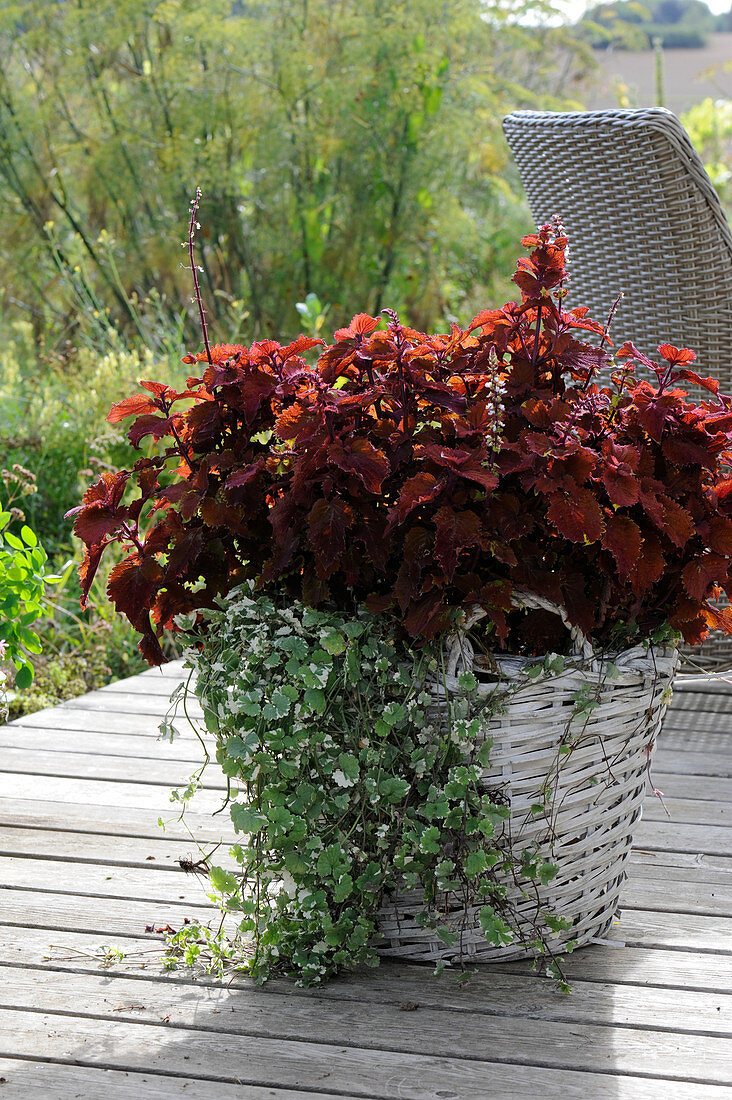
[0,662,731,1098]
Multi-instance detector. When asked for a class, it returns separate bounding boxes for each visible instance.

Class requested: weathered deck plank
[0,661,731,1097]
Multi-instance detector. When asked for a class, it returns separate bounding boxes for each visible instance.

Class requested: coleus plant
[69,222,732,663]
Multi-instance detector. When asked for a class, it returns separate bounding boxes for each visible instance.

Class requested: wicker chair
[502,108,732,672]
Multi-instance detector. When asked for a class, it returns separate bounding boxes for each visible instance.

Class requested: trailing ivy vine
[163,589,569,986]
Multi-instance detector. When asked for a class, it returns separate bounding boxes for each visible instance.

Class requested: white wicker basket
[377,592,679,964]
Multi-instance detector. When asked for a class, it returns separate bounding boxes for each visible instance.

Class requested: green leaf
[230,803,267,834]
[457,670,477,692]
[3,531,24,551]
[317,844,345,879]
[203,708,220,734]
[435,926,459,946]
[464,850,487,876]
[270,689,292,717]
[321,631,346,655]
[209,865,239,894]
[20,525,37,547]
[479,905,514,946]
[337,752,360,783]
[538,861,559,886]
[378,776,409,803]
[303,687,326,715]
[14,663,33,689]
[419,825,441,854]
[226,732,259,759]
[544,654,565,674]
[284,851,308,876]
[543,913,572,933]
[333,872,354,902]
[19,627,42,653]
[475,739,493,767]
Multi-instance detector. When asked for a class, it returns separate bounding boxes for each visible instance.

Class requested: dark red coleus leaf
[658,344,696,366]
[602,514,642,579]
[67,471,130,566]
[181,343,246,366]
[682,553,728,600]
[280,335,325,361]
[403,590,451,639]
[334,314,380,341]
[78,542,105,608]
[433,506,483,581]
[107,394,159,423]
[225,459,266,492]
[387,471,445,530]
[629,533,666,595]
[662,435,716,469]
[127,414,179,448]
[601,466,639,508]
[107,555,165,651]
[73,503,128,549]
[641,490,695,549]
[414,444,498,491]
[707,516,732,556]
[703,600,732,634]
[328,438,390,494]
[394,526,433,613]
[308,497,354,578]
[186,400,223,446]
[546,487,604,544]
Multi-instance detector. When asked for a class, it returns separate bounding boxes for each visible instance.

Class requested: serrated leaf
[230,803,267,834]
[546,487,604,544]
[209,865,239,894]
[464,850,487,876]
[538,861,559,885]
[602,514,642,579]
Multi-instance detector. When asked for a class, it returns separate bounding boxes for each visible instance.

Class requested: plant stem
[189,188,212,366]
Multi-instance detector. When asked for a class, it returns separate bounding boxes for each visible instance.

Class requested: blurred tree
[0,0,592,346]
[682,97,732,213]
[581,0,714,47]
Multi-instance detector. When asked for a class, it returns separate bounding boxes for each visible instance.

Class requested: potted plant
[69,215,732,985]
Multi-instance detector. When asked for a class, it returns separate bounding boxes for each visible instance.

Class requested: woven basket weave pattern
[501,108,732,390]
[377,596,678,963]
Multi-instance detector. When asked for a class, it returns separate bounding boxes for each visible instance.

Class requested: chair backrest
[502,108,732,388]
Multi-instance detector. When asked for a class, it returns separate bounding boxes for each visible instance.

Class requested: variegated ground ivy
[163,589,567,986]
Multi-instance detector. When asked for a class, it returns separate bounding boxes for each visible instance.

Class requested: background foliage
[580,0,722,49]
[0,0,592,349]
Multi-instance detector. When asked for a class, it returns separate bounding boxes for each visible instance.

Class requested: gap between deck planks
[0,661,730,1097]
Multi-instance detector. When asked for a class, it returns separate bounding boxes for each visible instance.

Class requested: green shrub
[683,98,732,215]
[0,320,187,555]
